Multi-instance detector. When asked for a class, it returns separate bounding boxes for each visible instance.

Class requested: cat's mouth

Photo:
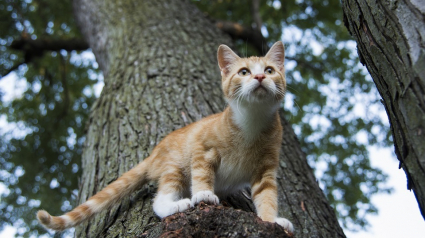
[254,83,265,90]
[252,84,271,97]
[254,85,266,92]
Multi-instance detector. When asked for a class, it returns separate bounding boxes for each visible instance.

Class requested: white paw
[153,193,193,218]
[191,190,219,205]
[275,217,294,232]
[169,198,193,214]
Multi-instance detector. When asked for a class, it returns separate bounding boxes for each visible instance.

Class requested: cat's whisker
[229,87,244,116]
[244,39,248,58]
[292,98,302,115]
[277,88,286,99]
[235,88,244,116]
[286,85,300,95]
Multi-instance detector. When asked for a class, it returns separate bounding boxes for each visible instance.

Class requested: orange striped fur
[37,41,294,232]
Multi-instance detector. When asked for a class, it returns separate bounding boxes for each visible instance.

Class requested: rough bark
[341,0,425,219]
[72,0,345,237]
[140,202,292,238]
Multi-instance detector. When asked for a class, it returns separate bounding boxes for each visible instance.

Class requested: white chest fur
[228,100,280,144]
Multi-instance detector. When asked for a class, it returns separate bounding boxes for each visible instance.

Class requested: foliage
[0,0,391,236]
[0,0,98,236]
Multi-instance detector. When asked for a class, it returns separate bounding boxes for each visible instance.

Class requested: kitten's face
[217,42,286,104]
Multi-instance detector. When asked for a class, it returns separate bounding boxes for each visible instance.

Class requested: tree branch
[215,21,269,55]
[2,37,89,78]
[10,37,89,53]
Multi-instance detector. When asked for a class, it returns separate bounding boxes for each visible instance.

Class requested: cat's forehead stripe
[251,62,264,75]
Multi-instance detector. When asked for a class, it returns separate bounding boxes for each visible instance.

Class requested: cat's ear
[217,45,240,76]
[265,41,285,72]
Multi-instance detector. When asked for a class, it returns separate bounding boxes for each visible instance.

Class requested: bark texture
[341,0,425,219]
[140,202,292,238]
[72,0,345,237]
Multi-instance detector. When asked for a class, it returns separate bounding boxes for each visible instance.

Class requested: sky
[1,60,424,237]
[345,146,425,238]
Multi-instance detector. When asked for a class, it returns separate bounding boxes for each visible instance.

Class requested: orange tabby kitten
[37,41,294,233]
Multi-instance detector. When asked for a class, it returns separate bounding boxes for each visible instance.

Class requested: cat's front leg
[251,171,294,232]
[153,166,192,218]
[190,148,220,206]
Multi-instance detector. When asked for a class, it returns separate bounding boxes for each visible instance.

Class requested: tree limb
[215,21,268,55]
[2,37,89,78]
[10,37,89,53]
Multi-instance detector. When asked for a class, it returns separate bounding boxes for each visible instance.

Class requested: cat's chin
[254,85,267,91]
[252,86,269,96]
[245,96,277,105]
[248,89,277,103]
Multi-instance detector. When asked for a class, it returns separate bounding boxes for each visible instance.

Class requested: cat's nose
[254,74,265,83]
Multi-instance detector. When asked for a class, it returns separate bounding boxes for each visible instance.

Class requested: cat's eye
[238,68,251,76]
[264,67,275,75]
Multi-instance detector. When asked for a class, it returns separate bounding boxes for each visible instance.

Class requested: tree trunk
[72,0,345,237]
[341,0,425,219]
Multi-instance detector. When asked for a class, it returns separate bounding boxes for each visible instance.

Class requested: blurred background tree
[0,0,391,236]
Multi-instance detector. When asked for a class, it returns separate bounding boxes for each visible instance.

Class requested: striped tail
[37,159,149,231]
